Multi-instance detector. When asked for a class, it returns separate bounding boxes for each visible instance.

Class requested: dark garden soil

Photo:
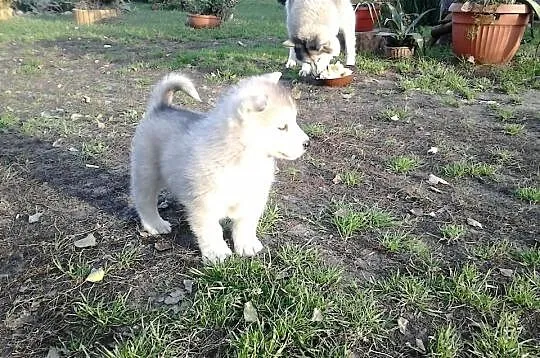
[0,37,539,357]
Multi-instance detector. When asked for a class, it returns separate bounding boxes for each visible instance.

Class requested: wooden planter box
[73,8,119,25]
[0,8,13,20]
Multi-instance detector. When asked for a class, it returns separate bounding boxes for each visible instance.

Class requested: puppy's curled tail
[147,73,202,113]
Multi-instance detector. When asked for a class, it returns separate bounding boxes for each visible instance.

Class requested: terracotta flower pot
[186,13,221,29]
[449,3,530,65]
[385,46,414,59]
[354,5,380,32]
[73,8,119,25]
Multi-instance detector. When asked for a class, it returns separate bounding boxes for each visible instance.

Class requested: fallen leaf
[466,218,483,229]
[428,174,449,186]
[28,212,43,224]
[427,146,438,154]
[74,233,97,248]
[390,114,399,121]
[164,295,182,305]
[342,93,353,99]
[311,308,323,322]
[332,174,342,184]
[183,279,194,294]
[415,338,426,352]
[154,240,173,252]
[86,267,105,283]
[243,301,258,322]
[409,208,424,216]
[397,317,408,334]
[82,96,91,103]
[499,268,513,277]
[46,347,60,358]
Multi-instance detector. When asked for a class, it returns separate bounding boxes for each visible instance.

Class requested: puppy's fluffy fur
[130,72,308,263]
[284,0,356,76]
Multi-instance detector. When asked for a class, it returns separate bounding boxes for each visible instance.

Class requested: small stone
[164,295,181,305]
[28,212,43,224]
[183,279,194,294]
[499,268,513,277]
[409,208,424,216]
[397,317,408,334]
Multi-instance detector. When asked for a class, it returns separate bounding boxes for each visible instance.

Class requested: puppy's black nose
[303,140,310,149]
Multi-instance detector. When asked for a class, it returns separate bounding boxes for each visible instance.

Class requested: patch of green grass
[21,115,77,138]
[19,58,42,74]
[257,200,282,236]
[399,58,477,100]
[331,202,396,238]
[388,155,421,174]
[440,96,461,108]
[112,244,143,269]
[470,311,532,357]
[379,107,409,121]
[75,292,138,329]
[447,263,498,313]
[0,2,287,44]
[440,224,467,243]
[490,147,515,164]
[170,43,283,77]
[341,170,363,187]
[355,53,390,75]
[503,123,525,136]
[492,106,515,122]
[513,246,540,268]
[302,122,327,138]
[442,161,496,178]
[186,246,388,356]
[515,187,539,203]
[52,253,91,281]
[429,324,462,358]
[506,273,540,310]
[380,231,430,258]
[379,272,433,310]
[470,239,512,261]
[0,112,19,129]
[81,140,108,159]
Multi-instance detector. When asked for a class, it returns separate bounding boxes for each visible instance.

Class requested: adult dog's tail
[147,73,202,113]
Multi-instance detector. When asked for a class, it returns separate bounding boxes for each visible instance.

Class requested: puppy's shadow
[157,193,232,250]
[0,130,200,251]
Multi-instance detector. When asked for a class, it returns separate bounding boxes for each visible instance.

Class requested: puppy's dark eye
[278,124,288,131]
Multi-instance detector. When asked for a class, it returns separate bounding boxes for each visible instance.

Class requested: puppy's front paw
[142,219,171,235]
[235,237,264,257]
[285,59,297,68]
[299,63,312,77]
[201,241,233,264]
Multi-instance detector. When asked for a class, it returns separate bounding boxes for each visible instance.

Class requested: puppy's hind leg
[131,152,171,235]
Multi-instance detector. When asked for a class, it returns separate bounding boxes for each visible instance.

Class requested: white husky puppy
[130,72,309,263]
[283,0,356,76]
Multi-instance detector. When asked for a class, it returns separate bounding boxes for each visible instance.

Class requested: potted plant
[73,0,127,25]
[0,0,13,20]
[352,1,381,32]
[183,0,239,29]
[377,0,435,59]
[449,1,540,64]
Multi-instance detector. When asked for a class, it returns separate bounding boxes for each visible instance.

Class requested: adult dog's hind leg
[342,11,357,66]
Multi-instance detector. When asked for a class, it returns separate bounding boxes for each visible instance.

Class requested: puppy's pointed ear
[241,94,268,113]
[282,39,295,48]
[261,72,282,84]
